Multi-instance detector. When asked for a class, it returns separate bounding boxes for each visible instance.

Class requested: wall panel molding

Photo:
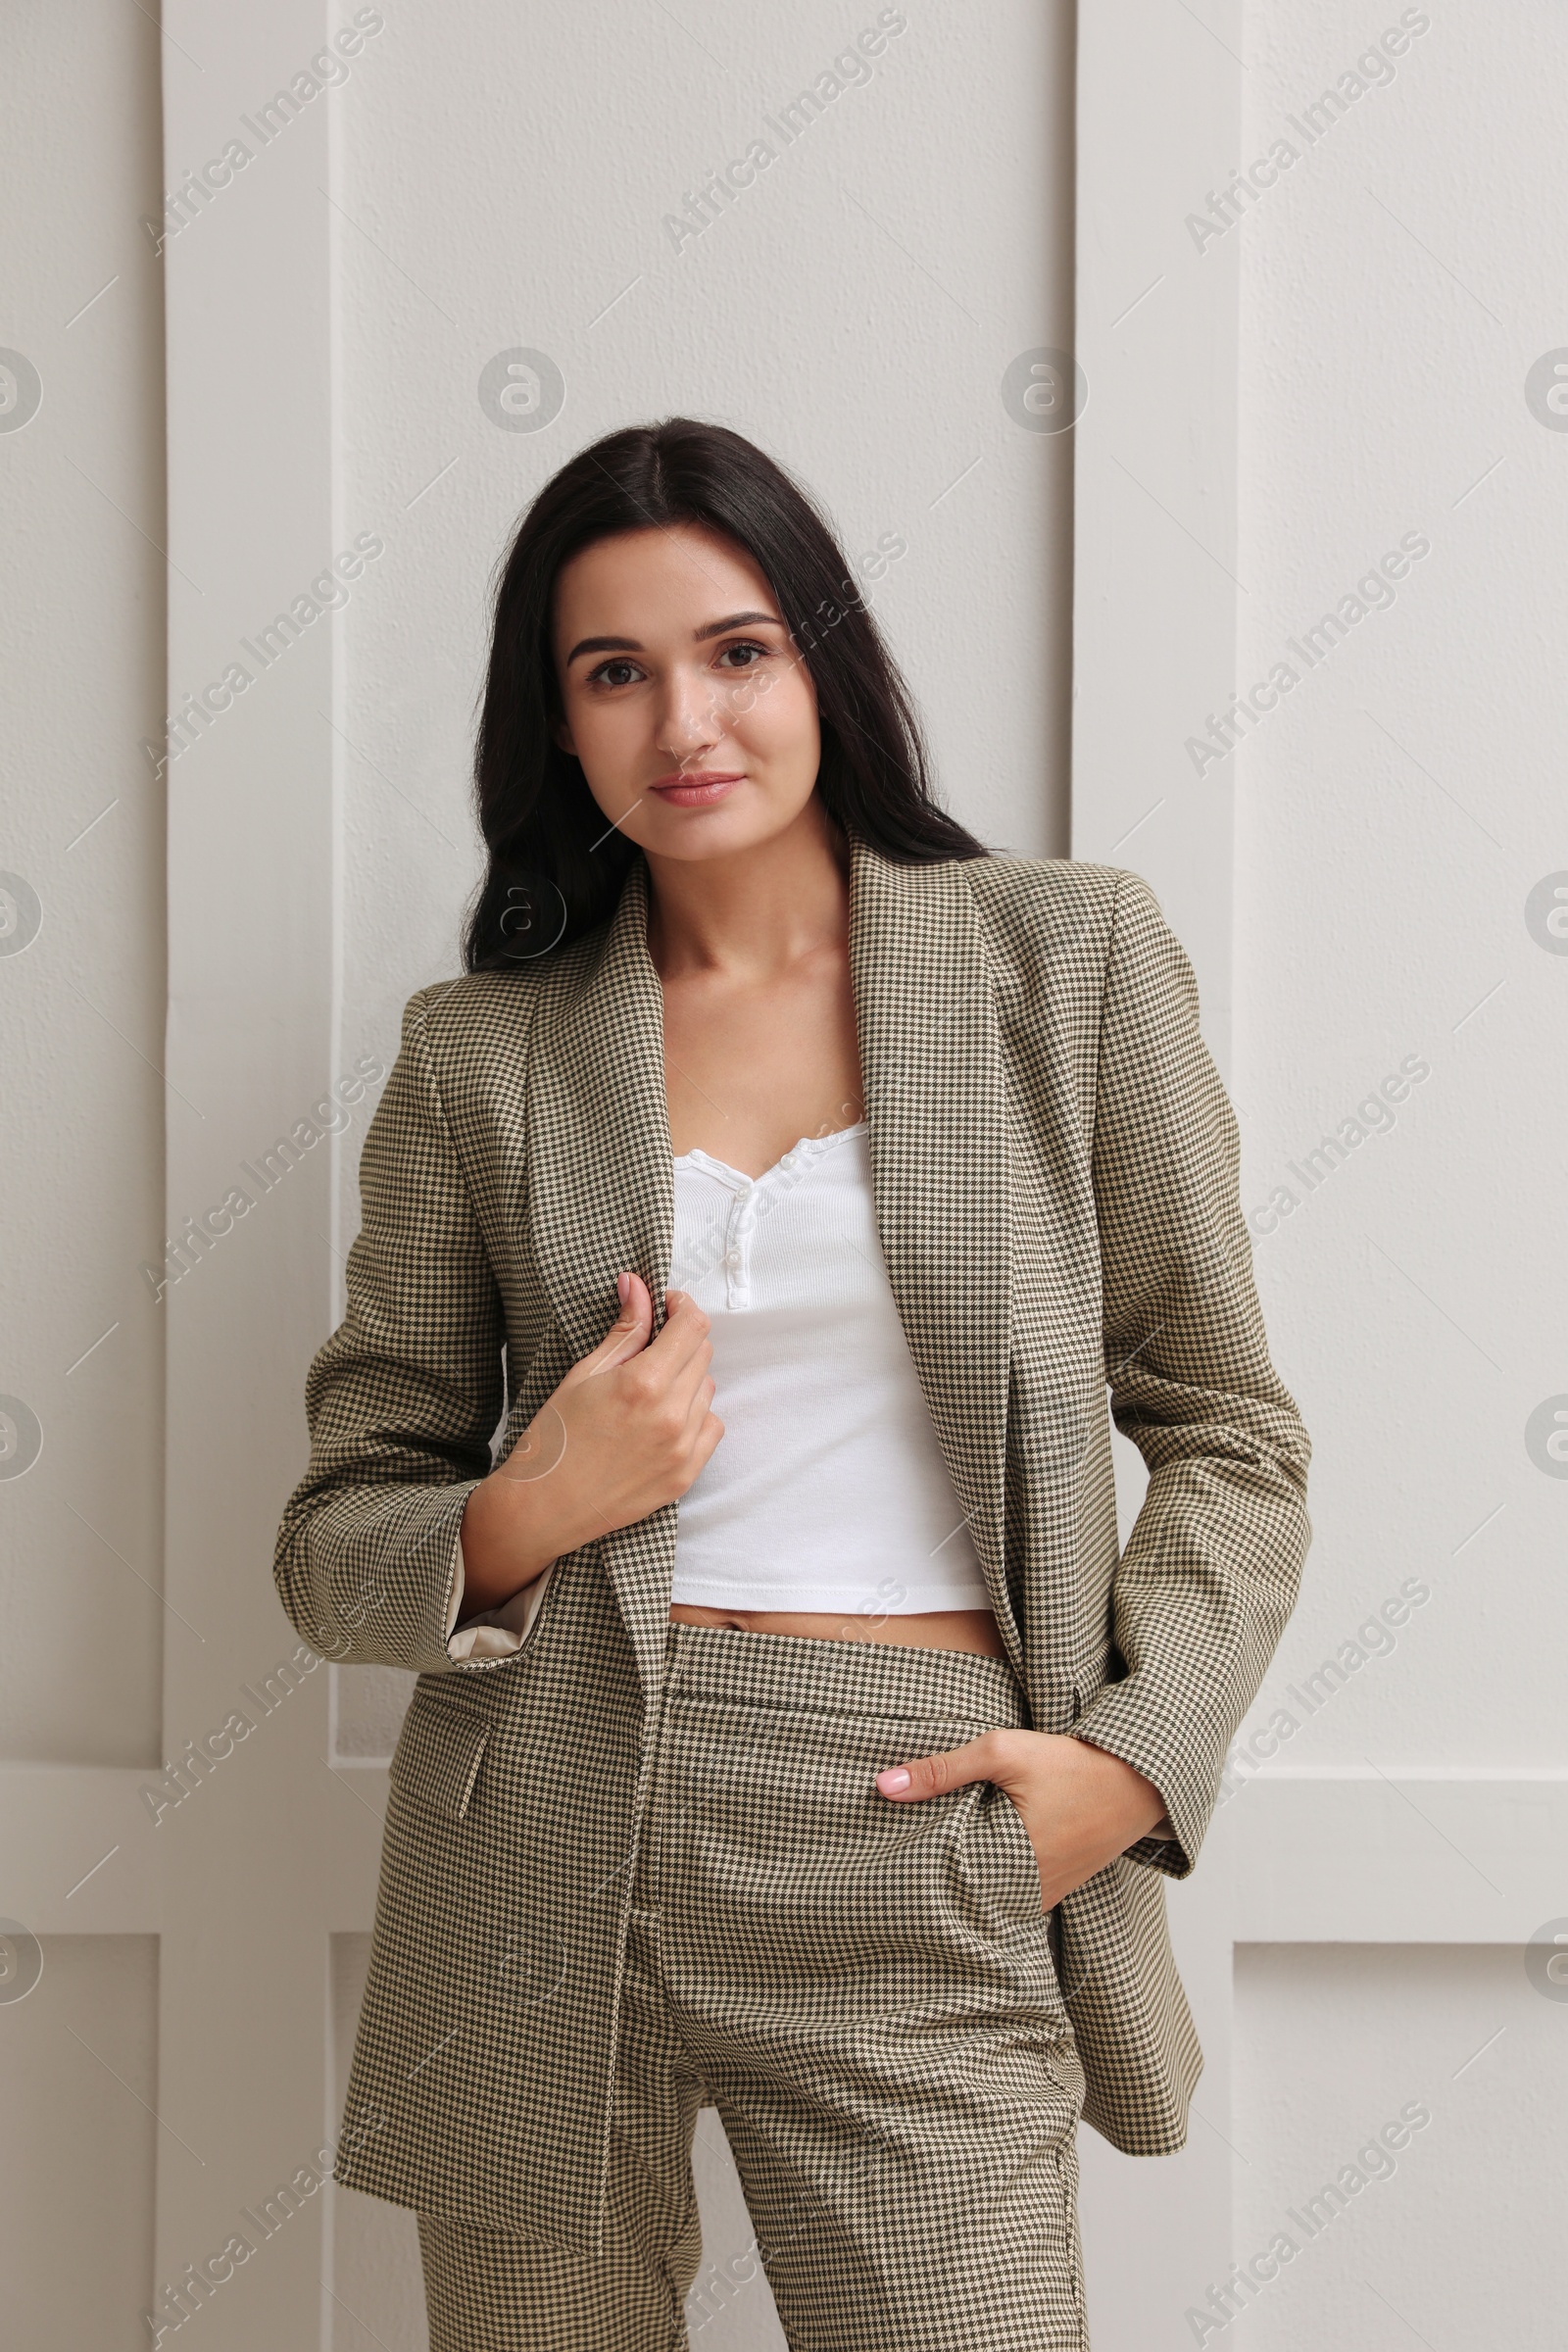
[155,3,340,2338]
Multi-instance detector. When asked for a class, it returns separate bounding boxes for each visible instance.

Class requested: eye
[584,657,645,689]
[715,639,770,670]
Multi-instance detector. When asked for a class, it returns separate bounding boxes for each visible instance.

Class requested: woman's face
[550,522,822,863]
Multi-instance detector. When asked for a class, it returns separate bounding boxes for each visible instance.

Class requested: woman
[274,417,1311,2351]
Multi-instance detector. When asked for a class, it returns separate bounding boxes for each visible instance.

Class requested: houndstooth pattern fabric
[418,1622,1087,2352]
[273,834,1311,2258]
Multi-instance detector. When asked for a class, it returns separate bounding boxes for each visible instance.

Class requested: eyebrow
[564,611,783,665]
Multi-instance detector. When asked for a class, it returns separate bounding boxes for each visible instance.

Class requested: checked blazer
[273,830,1312,2257]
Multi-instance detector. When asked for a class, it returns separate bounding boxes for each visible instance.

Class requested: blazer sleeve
[272,984,515,1675]
[1069,869,1312,1877]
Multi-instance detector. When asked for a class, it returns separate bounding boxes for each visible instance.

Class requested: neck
[643,798,852,982]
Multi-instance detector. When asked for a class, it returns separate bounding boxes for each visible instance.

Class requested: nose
[654,662,722,765]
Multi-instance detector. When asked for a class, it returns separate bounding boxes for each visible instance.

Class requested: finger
[874,1734,996,1803]
[664,1322,715,1416]
[570,1271,654,1381]
[644,1287,712,1376]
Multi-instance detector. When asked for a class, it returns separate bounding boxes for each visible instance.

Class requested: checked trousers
[417,1621,1089,2350]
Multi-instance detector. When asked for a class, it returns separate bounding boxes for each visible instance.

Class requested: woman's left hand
[874,1730,1172,1911]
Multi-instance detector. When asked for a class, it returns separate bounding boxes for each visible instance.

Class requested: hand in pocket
[873,1727,1170,1909]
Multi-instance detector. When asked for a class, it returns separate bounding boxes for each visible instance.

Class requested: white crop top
[667,1121,991,1615]
[444,1119,993,1661]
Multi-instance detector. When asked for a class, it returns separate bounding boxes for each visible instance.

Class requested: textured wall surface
[1,0,167,1767]
[1234,1942,1557,2347]
[1219,8,1568,2344]
[1232,1,1564,1771]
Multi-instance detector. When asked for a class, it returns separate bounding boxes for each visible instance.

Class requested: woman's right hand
[457,1275,721,1618]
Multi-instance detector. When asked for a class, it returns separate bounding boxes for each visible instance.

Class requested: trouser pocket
[661,1688,1072,2046]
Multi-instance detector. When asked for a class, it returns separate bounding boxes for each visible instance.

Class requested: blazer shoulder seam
[415,970,550,1076]
[959,852,1124,972]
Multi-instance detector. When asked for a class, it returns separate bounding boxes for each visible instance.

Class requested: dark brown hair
[463,416,991,967]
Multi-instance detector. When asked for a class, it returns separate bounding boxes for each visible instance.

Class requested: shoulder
[399,935,601,1058]
[958,852,1161,972]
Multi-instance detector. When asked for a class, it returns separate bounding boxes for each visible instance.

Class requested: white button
[780,1152,798,1170]
[723,1248,743,1269]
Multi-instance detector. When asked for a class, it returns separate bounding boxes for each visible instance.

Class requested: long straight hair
[463,416,992,968]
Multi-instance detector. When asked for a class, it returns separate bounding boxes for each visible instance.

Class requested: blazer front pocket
[389,1696,492,1822]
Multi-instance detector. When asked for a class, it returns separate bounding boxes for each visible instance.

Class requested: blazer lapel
[848,836,1019,1675]
[525,856,677,1704]
[524,834,1020,1713]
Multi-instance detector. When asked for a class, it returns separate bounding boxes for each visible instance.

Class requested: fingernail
[877,1767,911,1794]
[616,1272,629,1304]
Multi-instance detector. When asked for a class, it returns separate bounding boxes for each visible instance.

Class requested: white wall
[1233,1942,1559,2348]
[1224,3,1567,2344]
[0,10,166,2328]
[1235,0,1564,1773]
[0,1936,162,2342]
[1055,0,1567,2342]
[0,0,167,1770]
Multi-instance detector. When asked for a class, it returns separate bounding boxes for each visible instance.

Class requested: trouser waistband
[661,1620,1031,1728]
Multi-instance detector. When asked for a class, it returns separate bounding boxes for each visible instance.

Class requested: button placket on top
[745,1136,837,1304]
[724,1174,755,1306]
[675,1126,864,1309]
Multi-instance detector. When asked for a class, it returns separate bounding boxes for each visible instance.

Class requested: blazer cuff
[444,1533,556,1662]
[1068,1699,1204,1880]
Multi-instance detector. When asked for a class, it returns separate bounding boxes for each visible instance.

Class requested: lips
[648,771,744,807]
